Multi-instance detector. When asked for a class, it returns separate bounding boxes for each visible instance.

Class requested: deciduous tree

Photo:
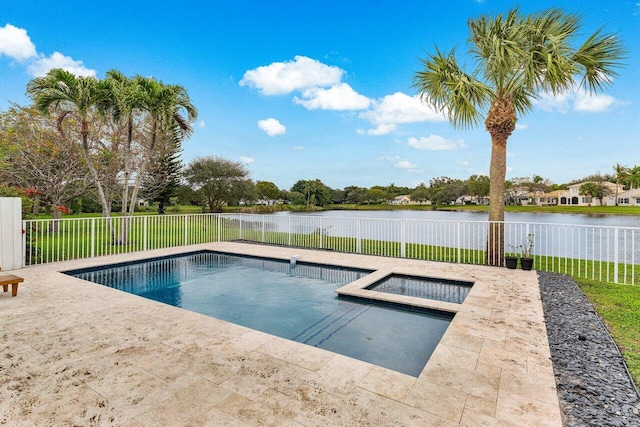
[184,156,252,212]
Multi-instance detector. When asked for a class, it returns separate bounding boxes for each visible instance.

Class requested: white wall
[0,197,22,271]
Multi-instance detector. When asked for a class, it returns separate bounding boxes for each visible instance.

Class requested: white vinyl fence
[0,197,23,271]
[23,213,640,285]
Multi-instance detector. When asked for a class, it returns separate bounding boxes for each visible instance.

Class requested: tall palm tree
[627,165,640,190]
[413,8,624,265]
[613,163,629,205]
[104,70,141,218]
[127,76,197,215]
[26,68,113,217]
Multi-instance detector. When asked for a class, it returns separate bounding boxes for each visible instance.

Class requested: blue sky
[1,0,638,191]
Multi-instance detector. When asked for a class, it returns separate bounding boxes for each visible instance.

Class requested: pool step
[294,303,371,347]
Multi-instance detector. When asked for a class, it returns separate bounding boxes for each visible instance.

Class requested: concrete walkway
[0,243,562,426]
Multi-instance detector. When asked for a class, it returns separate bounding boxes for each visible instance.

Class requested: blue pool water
[367,274,473,304]
[65,251,453,376]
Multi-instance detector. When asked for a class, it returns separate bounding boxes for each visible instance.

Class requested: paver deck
[0,242,562,426]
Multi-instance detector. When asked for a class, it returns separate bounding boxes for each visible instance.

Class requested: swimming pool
[65,251,453,377]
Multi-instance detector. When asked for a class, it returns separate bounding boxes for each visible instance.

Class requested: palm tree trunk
[487,141,507,266]
[485,97,515,266]
[118,118,133,245]
[80,122,114,241]
[121,117,133,217]
[80,123,110,217]
[128,120,157,216]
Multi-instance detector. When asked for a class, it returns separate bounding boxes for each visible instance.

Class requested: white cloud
[534,91,572,113]
[457,161,470,166]
[363,124,397,136]
[294,83,370,111]
[240,55,343,95]
[0,24,36,61]
[395,159,417,169]
[574,92,616,112]
[291,145,304,151]
[27,51,96,77]
[257,118,286,137]
[406,135,466,151]
[198,120,206,128]
[515,122,528,130]
[240,156,255,164]
[359,92,447,135]
[534,89,620,114]
[395,159,420,172]
[381,155,423,174]
[0,24,96,80]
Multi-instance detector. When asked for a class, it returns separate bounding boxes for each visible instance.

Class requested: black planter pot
[520,257,534,271]
[505,256,518,269]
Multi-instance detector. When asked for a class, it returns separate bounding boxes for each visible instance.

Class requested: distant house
[529,190,563,206]
[392,195,412,205]
[255,198,284,206]
[557,182,622,206]
[616,188,640,206]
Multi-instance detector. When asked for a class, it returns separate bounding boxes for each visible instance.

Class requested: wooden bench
[0,271,23,297]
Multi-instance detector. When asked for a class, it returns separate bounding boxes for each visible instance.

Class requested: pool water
[65,251,453,377]
[367,274,473,304]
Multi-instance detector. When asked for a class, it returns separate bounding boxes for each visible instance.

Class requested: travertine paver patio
[0,242,562,426]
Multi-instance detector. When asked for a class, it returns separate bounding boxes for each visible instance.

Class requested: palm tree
[627,166,640,190]
[104,70,141,218]
[613,163,629,205]
[27,68,113,217]
[413,8,624,265]
[127,76,197,215]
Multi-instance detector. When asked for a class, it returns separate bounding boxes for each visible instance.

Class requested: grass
[577,278,640,388]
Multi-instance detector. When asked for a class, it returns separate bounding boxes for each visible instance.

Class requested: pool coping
[0,242,563,426]
[335,269,462,314]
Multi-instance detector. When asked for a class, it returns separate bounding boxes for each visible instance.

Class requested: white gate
[0,197,23,271]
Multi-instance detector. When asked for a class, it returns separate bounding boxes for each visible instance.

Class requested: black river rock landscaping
[538,272,640,426]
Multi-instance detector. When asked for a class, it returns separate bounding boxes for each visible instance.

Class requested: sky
[0,0,638,191]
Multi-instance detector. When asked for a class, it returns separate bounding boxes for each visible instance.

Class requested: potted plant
[519,233,534,271]
[505,244,518,269]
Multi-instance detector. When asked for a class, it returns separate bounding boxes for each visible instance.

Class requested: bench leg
[2,284,7,293]
[11,283,18,297]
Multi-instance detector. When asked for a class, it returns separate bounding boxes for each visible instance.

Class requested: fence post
[239,215,243,240]
[143,216,148,251]
[356,219,362,253]
[400,220,406,258]
[261,216,265,243]
[21,220,26,267]
[288,217,292,246]
[217,214,221,242]
[614,228,619,284]
[184,215,189,246]
[88,218,94,258]
[319,217,324,249]
[456,222,461,263]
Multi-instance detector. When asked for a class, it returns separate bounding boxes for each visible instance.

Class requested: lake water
[262,209,639,263]
[272,209,640,228]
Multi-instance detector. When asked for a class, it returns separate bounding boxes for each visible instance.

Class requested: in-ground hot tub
[366,274,473,304]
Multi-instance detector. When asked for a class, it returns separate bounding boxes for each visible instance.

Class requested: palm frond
[413,47,492,129]
[573,29,626,94]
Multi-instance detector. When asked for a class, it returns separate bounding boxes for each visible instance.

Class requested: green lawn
[577,278,640,388]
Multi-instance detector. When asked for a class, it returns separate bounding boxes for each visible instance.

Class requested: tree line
[0,68,197,241]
